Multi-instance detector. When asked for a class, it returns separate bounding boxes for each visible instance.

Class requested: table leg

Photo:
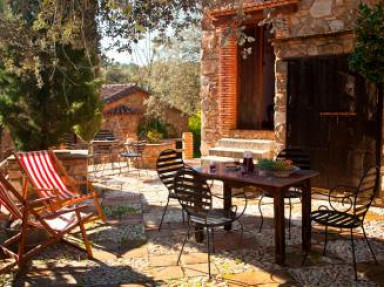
[194,176,205,242]
[224,183,232,231]
[194,226,204,242]
[274,189,285,265]
[302,179,312,252]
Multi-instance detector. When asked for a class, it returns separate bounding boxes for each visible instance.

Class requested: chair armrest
[27,196,57,207]
[314,185,356,213]
[228,191,249,222]
[41,205,88,219]
[73,180,93,185]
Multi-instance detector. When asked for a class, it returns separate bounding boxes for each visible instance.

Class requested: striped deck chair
[0,173,93,272]
[14,150,105,222]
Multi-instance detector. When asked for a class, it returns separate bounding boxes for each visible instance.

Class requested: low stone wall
[133,140,176,170]
[7,150,89,196]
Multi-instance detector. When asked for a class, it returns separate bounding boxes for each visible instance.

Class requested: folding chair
[14,150,105,222]
[0,174,93,271]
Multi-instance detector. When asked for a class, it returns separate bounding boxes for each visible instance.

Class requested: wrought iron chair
[156,149,185,231]
[302,166,379,280]
[121,140,147,177]
[258,147,311,238]
[174,166,248,278]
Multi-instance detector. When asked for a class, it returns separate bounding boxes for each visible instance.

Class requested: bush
[189,112,201,158]
[137,118,177,142]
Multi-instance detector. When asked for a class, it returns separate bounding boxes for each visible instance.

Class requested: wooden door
[237,26,275,130]
[287,55,377,189]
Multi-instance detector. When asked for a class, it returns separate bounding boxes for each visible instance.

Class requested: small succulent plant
[258,159,294,171]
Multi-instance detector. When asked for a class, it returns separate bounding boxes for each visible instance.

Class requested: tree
[144,28,201,117]
[0,1,103,150]
[103,63,141,84]
[349,2,384,169]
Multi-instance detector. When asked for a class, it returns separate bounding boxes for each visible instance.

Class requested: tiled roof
[105,104,139,115]
[100,84,149,104]
[210,0,299,17]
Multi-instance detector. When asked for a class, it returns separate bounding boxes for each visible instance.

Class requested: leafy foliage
[349,3,384,84]
[189,112,201,157]
[0,1,103,150]
[137,118,177,143]
[102,63,141,84]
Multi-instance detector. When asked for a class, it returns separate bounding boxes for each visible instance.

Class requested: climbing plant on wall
[349,2,384,168]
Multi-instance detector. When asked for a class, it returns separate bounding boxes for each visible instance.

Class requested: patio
[2,162,383,287]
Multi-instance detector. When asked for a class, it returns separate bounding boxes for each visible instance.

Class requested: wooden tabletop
[197,162,319,189]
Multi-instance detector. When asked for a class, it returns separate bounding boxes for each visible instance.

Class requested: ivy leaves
[349,3,384,84]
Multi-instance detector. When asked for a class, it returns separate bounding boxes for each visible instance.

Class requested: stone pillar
[274,60,288,156]
[201,12,221,156]
[182,132,194,160]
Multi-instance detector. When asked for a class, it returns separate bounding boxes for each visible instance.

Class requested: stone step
[228,130,275,140]
[201,155,239,164]
[217,138,275,150]
[209,147,271,160]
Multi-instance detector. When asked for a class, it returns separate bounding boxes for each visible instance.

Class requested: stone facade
[101,84,189,141]
[201,0,384,200]
[200,0,369,155]
[201,0,383,150]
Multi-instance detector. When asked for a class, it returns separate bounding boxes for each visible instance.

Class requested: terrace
[0,157,383,286]
[0,0,383,286]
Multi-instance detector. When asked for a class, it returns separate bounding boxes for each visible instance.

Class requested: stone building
[201,0,383,198]
[101,84,189,140]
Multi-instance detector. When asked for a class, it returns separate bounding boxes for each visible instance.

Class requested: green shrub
[137,118,177,142]
[189,112,201,158]
[146,130,163,144]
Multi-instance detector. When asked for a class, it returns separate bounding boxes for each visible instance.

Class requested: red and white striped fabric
[17,151,77,200]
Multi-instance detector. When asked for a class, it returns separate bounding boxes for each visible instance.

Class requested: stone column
[201,13,221,156]
[182,132,194,160]
[274,59,288,155]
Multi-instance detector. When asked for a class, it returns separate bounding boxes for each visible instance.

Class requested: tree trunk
[376,83,383,189]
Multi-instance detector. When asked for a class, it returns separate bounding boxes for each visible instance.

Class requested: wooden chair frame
[0,174,93,273]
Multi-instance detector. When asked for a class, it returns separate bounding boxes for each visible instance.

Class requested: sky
[101,31,156,66]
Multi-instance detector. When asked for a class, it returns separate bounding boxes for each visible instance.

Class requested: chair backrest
[277,148,311,170]
[353,166,378,219]
[156,149,184,192]
[93,129,116,141]
[16,151,77,200]
[174,166,212,216]
[0,174,23,220]
[130,140,147,155]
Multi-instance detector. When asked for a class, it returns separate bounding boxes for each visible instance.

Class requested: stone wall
[103,91,189,141]
[200,0,372,155]
[132,140,176,170]
[103,114,143,141]
[201,13,221,156]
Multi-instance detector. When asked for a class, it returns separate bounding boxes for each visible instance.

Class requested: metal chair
[302,166,379,280]
[156,149,185,231]
[121,140,147,177]
[258,147,311,238]
[174,166,248,278]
